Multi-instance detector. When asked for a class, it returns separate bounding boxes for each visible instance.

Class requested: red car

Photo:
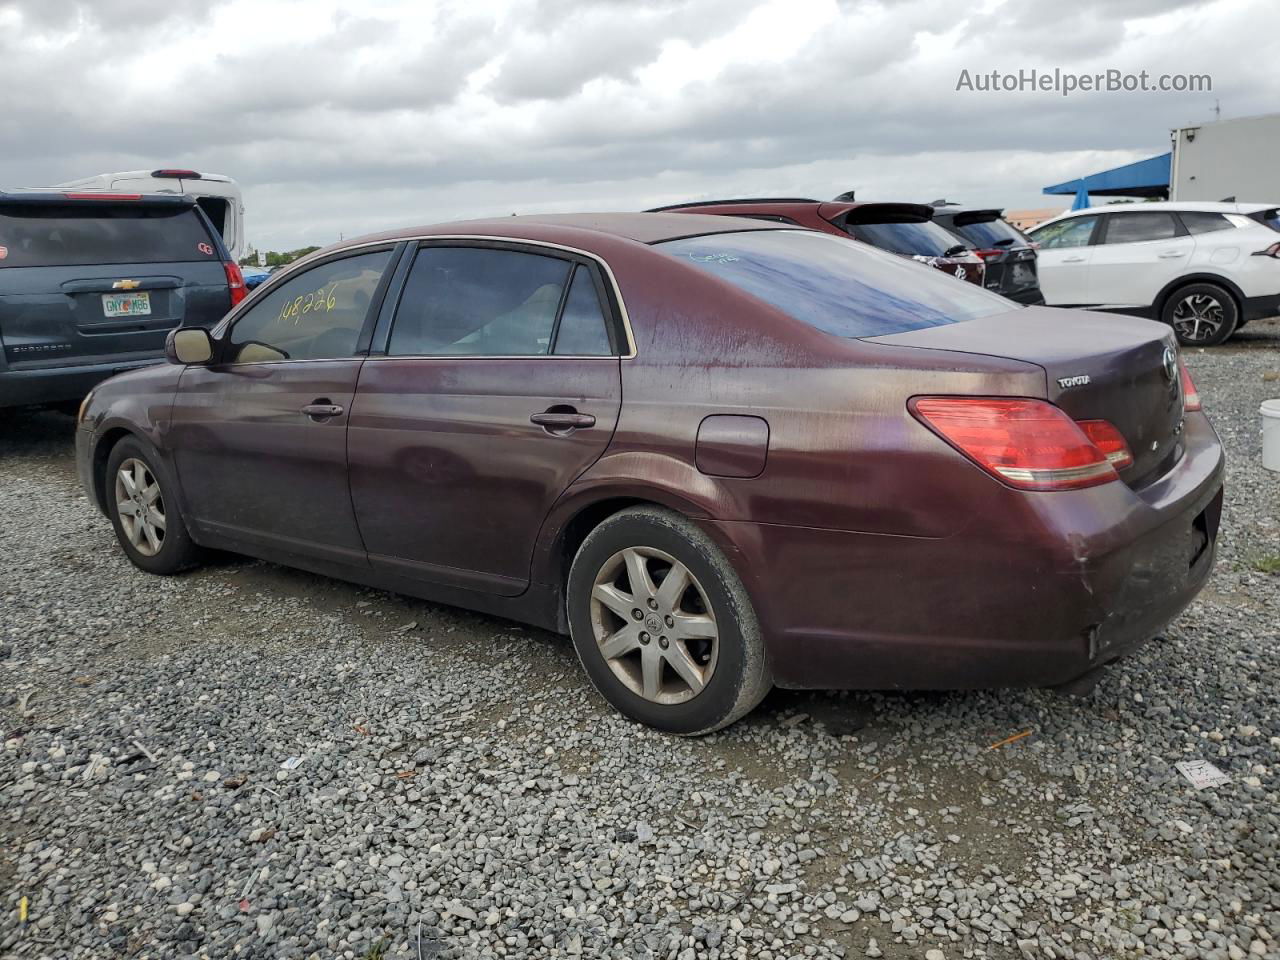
[647,198,986,286]
[76,214,1223,734]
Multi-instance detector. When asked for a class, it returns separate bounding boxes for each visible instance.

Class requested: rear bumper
[1241,292,1280,323]
[1005,286,1046,306]
[701,415,1225,690]
[0,357,162,409]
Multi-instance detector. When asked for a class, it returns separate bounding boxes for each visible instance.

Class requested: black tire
[1161,282,1239,347]
[104,437,202,575]
[566,506,771,735]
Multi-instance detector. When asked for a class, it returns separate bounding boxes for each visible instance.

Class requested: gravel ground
[2,321,1277,960]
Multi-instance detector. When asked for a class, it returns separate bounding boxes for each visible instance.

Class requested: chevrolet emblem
[112,279,142,290]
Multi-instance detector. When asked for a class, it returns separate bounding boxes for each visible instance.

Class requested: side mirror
[166,327,214,365]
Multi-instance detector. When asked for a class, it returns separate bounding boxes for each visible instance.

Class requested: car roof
[645,198,939,224]
[336,212,801,252]
[1048,200,1276,219]
[647,197,821,211]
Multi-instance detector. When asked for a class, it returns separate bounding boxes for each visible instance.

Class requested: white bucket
[1263,399,1280,473]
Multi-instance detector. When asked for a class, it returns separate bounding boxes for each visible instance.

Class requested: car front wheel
[1163,282,1239,346]
[105,437,202,575]
[567,506,771,735]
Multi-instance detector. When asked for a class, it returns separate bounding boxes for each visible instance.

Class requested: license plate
[102,292,151,317]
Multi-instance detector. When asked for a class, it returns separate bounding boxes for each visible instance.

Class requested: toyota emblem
[1162,345,1178,384]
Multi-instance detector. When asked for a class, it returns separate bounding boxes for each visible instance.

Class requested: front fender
[78,365,184,517]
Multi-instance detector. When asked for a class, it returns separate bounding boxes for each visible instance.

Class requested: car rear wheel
[1163,282,1238,346]
[567,506,771,735]
[105,437,201,575]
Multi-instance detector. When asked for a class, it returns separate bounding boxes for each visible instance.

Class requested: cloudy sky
[2,0,1275,250]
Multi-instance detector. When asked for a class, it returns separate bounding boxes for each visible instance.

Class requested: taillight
[910,396,1118,491]
[1251,241,1280,258]
[1178,358,1201,412]
[973,248,1005,262]
[224,261,246,306]
[1077,420,1134,470]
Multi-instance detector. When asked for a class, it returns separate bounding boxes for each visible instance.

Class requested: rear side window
[949,216,1026,250]
[1103,212,1179,244]
[1172,212,1233,235]
[388,246,617,357]
[1253,208,1280,232]
[0,204,216,267]
[1177,212,1233,235]
[846,219,966,257]
[389,247,569,356]
[659,230,1011,338]
[552,266,613,356]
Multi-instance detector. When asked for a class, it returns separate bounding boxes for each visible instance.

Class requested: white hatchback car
[1027,201,1280,345]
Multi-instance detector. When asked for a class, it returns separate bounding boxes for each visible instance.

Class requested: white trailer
[46,169,246,261]
[1170,113,1280,204]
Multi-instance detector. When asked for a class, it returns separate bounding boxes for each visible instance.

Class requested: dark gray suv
[0,191,244,410]
[930,204,1045,305]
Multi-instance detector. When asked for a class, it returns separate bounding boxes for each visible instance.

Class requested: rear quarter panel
[553,239,1046,540]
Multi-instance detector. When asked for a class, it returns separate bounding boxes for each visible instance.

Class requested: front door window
[228,250,392,363]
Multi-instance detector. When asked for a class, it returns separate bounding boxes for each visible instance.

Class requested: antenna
[1213,99,1220,121]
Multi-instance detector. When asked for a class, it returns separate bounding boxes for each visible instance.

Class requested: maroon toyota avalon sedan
[75,213,1224,734]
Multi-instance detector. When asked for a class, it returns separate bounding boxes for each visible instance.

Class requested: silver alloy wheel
[589,546,719,705]
[1171,293,1224,342]
[114,458,167,557]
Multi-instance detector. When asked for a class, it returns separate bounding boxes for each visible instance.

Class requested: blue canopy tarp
[1043,152,1171,209]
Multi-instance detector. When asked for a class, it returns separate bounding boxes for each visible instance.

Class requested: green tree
[262,246,321,268]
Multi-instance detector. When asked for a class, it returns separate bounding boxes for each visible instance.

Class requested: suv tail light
[972,248,1006,262]
[910,396,1119,491]
[224,261,246,306]
[1252,241,1280,258]
[1077,420,1134,469]
[1178,357,1202,412]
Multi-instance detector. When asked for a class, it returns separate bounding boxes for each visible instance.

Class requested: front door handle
[1062,256,1087,263]
[301,400,345,421]
[530,409,596,432]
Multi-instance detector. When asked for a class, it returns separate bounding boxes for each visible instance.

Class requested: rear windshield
[846,218,968,257]
[659,230,1012,338]
[0,204,215,268]
[950,216,1026,249]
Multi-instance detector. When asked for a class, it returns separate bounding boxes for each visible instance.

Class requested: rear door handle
[1158,250,1188,259]
[1062,256,1087,263]
[530,410,596,431]
[301,401,345,420]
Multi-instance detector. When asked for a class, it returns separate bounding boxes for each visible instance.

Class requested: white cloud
[1,0,1272,248]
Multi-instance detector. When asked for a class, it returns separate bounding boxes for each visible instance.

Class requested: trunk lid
[867,306,1187,487]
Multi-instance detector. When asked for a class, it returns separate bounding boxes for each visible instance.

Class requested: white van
[47,169,245,261]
